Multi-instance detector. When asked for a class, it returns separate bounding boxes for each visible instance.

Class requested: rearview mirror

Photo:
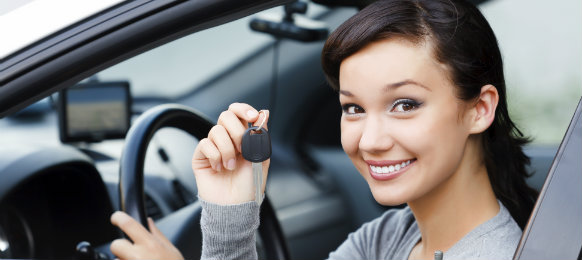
[250,1,328,42]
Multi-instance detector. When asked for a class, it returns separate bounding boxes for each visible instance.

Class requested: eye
[390,99,421,113]
[341,104,365,115]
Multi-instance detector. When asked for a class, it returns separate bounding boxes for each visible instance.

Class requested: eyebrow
[339,79,431,97]
[386,79,431,91]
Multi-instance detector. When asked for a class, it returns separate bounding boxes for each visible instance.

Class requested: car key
[241,117,271,205]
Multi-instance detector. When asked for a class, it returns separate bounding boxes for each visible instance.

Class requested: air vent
[145,194,164,220]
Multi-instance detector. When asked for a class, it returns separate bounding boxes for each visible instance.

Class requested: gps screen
[58,81,130,142]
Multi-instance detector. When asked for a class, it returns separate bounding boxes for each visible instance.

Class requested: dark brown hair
[321,0,537,229]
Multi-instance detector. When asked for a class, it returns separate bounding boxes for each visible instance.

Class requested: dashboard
[0,146,117,258]
[0,143,194,259]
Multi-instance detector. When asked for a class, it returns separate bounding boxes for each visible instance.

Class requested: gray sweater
[200,200,522,260]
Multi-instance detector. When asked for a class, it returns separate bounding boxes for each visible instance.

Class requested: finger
[207,125,237,171]
[110,238,136,260]
[228,103,260,125]
[193,138,222,172]
[217,110,248,152]
[148,217,173,248]
[110,211,152,245]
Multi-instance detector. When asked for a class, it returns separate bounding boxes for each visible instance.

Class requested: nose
[359,116,394,153]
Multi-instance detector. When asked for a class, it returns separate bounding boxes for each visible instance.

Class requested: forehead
[339,37,449,89]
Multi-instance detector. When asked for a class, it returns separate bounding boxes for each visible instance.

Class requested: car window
[480,0,582,144]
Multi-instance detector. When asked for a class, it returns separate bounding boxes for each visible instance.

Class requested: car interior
[0,0,580,259]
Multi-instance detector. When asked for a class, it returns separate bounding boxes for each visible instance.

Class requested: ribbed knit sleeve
[200,199,260,260]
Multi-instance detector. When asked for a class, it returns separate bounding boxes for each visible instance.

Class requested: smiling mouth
[366,159,416,181]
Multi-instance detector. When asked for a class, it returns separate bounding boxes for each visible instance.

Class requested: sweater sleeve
[200,199,260,260]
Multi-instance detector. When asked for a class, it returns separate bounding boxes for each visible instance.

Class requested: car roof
[0,0,124,59]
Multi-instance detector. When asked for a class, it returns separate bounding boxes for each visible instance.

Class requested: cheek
[426,105,469,147]
[386,116,434,153]
[409,107,469,172]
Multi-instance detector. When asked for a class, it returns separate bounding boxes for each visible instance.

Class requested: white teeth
[370,160,413,174]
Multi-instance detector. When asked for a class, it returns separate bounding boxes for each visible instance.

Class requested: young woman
[110,0,537,259]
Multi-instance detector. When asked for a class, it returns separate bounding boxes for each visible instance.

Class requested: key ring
[256,110,268,130]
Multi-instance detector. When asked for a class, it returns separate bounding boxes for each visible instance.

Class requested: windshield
[0,0,124,59]
[94,4,328,99]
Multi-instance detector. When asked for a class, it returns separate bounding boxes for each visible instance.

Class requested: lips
[366,159,416,181]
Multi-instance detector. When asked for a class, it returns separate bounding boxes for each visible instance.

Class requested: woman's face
[339,38,475,206]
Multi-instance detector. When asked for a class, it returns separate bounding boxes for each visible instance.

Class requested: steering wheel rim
[118,104,289,260]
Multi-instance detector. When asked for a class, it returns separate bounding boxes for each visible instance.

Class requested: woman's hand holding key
[109,103,268,260]
[192,103,270,205]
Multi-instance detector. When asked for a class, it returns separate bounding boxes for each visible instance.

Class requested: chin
[368,183,411,206]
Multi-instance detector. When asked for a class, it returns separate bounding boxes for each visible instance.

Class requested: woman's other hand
[192,103,270,205]
[110,211,184,260]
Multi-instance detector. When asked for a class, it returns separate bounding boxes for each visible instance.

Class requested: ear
[468,84,499,134]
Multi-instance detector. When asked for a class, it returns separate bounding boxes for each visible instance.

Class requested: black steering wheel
[118,104,289,260]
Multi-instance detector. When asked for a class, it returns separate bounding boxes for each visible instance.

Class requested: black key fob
[241,126,271,163]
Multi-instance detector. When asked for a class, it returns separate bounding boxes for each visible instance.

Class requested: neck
[408,137,499,257]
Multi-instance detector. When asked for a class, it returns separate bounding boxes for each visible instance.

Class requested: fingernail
[227,159,236,170]
[247,110,258,118]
